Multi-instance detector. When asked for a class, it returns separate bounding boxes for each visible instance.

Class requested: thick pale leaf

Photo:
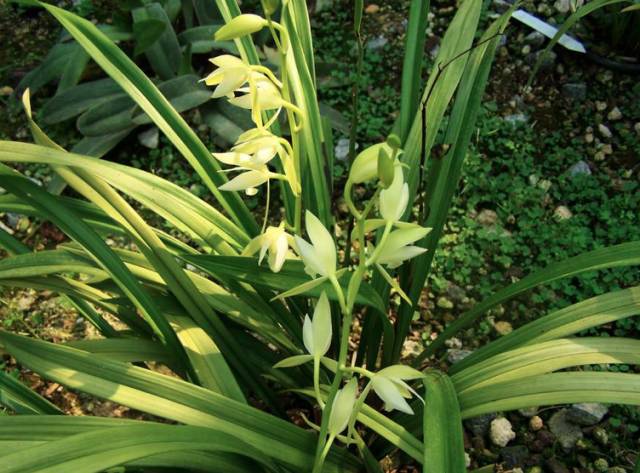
[423,370,466,473]
[450,285,640,374]
[459,372,640,418]
[0,332,359,473]
[454,337,640,394]
[0,423,276,473]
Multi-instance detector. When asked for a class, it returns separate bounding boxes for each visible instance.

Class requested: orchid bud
[302,292,332,359]
[386,133,402,150]
[215,14,268,41]
[328,378,358,436]
[377,146,395,189]
[349,142,392,184]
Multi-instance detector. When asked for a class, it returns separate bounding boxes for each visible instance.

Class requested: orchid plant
[0,1,638,473]
[204,11,430,469]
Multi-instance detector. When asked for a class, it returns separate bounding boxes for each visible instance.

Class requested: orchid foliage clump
[0,1,638,472]
[205,10,430,467]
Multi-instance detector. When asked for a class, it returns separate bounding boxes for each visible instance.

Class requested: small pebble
[530,415,544,431]
[607,106,622,121]
[490,417,516,447]
[595,101,608,112]
[598,124,612,139]
[365,3,380,14]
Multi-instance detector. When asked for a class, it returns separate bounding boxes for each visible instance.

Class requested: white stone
[490,417,516,447]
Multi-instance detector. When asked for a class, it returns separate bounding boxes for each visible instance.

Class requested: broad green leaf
[0,423,277,473]
[131,3,181,79]
[399,0,430,141]
[0,332,359,473]
[423,370,466,473]
[183,255,388,314]
[418,242,640,363]
[132,18,167,56]
[454,337,640,394]
[459,372,640,418]
[41,78,123,124]
[0,371,62,415]
[449,284,640,374]
[38,2,258,235]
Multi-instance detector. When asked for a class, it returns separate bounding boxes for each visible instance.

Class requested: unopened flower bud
[386,133,402,150]
[377,146,395,189]
[215,14,268,41]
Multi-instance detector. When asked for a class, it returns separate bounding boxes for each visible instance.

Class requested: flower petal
[294,236,324,277]
[219,170,268,191]
[328,378,358,436]
[302,314,314,355]
[312,292,332,357]
[305,211,336,277]
[372,376,414,415]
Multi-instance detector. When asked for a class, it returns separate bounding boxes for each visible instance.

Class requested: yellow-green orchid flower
[294,211,337,278]
[242,222,295,273]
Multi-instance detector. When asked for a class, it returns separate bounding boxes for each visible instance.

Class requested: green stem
[313,356,325,409]
[365,220,393,266]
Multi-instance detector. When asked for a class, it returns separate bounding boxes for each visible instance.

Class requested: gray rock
[447,349,473,365]
[549,409,583,451]
[366,35,388,50]
[334,138,351,161]
[562,83,587,102]
[477,209,498,226]
[504,113,529,125]
[527,50,557,71]
[554,0,571,13]
[501,445,529,468]
[5,213,20,229]
[568,160,591,177]
[490,417,516,447]
[524,31,546,48]
[446,283,469,305]
[566,403,608,426]
[598,124,612,139]
[607,106,622,121]
[138,127,159,149]
[465,413,497,437]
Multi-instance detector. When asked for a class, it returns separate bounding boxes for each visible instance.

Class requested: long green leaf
[454,337,640,394]
[0,331,359,473]
[0,371,62,415]
[183,255,388,314]
[38,2,258,235]
[418,242,640,363]
[459,372,640,418]
[399,0,430,141]
[0,417,256,473]
[423,370,466,473]
[449,283,640,374]
[393,10,512,363]
[0,140,246,251]
[0,165,193,377]
[0,424,276,473]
